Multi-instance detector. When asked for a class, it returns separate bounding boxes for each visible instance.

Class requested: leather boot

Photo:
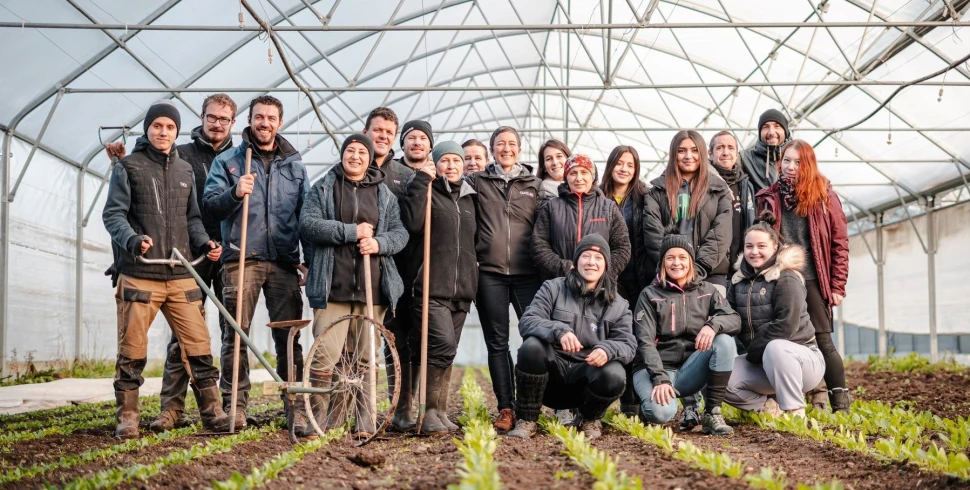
[437,366,459,430]
[389,363,417,432]
[420,366,450,434]
[829,387,852,413]
[806,380,828,411]
[301,372,331,438]
[114,390,140,438]
[198,385,231,432]
[283,395,308,435]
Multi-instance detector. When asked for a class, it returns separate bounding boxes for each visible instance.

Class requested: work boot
[581,419,602,439]
[556,408,578,426]
[326,369,349,431]
[301,372,331,438]
[354,366,378,437]
[829,387,852,414]
[389,363,417,432]
[283,395,308,436]
[150,410,180,432]
[198,385,231,432]
[114,390,140,439]
[222,390,253,429]
[493,409,516,432]
[806,380,828,411]
[437,366,459,430]
[759,398,783,417]
[507,419,537,439]
[679,404,701,431]
[419,366,450,434]
[701,407,734,435]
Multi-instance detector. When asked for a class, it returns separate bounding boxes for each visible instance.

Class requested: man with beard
[203,95,309,432]
[739,109,790,193]
[363,107,413,199]
[386,119,436,432]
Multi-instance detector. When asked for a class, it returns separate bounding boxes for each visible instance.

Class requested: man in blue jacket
[202,95,309,431]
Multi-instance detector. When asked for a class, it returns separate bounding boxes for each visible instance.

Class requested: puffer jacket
[532,185,631,281]
[757,182,849,304]
[465,162,542,276]
[519,277,636,364]
[202,128,308,265]
[643,172,733,275]
[299,166,409,311]
[615,182,651,298]
[176,126,234,240]
[632,276,740,384]
[400,171,478,301]
[728,245,817,365]
[103,136,211,284]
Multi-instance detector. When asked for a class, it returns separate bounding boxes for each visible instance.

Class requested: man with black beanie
[103,101,229,438]
[739,109,790,193]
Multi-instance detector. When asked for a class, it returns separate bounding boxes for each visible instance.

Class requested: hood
[333,160,386,186]
[132,136,175,165]
[482,161,536,180]
[190,125,234,154]
[241,126,300,159]
[438,175,477,199]
[732,244,807,285]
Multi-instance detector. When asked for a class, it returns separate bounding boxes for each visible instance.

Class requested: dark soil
[846,361,970,419]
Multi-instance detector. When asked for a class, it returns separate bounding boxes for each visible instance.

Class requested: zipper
[576,193,584,242]
[681,292,687,335]
[453,194,462,298]
[352,185,359,293]
[670,302,676,334]
[505,188,512,275]
[746,281,754,340]
[151,179,162,214]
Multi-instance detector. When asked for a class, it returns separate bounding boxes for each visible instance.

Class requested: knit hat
[573,234,611,271]
[563,154,595,176]
[400,120,433,148]
[757,109,790,141]
[659,233,695,263]
[144,101,181,134]
[432,141,464,164]
[341,133,375,165]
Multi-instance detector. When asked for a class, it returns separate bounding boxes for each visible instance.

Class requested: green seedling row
[210,427,345,490]
[449,368,502,490]
[540,415,641,490]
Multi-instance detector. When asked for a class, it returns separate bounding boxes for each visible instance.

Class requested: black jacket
[711,164,757,277]
[465,163,542,276]
[400,172,478,301]
[632,276,740,384]
[643,173,733,276]
[519,277,636,364]
[532,185,631,282]
[175,126,234,241]
[616,182,651,298]
[728,245,816,365]
[103,137,211,283]
[739,138,788,194]
[376,151,415,200]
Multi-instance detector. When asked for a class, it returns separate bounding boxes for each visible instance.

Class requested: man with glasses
[203,95,310,432]
[104,94,240,432]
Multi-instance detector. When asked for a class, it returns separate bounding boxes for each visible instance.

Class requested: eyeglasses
[204,114,233,126]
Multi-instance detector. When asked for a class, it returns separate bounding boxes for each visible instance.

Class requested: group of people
[103,93,850,441]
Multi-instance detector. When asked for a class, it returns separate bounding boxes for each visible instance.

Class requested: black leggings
[805,279,846,390]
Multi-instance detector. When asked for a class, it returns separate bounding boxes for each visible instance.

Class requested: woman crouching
[724,212,825,417]
[632,232,741,435]
[508,235,636,439]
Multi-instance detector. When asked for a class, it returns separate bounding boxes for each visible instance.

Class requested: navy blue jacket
[202,128,308,265]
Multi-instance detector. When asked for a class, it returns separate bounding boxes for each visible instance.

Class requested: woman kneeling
[632,233,740,435]
[724,213,825,417]
[508,235,636,439]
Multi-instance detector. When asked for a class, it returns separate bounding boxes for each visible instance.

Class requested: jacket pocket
[122,288,152,304]
[552,308,575,324]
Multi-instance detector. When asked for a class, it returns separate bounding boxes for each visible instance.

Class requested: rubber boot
[437,365,459,430]
[806,380,828,411]
[507,368,547,439]
[829,387,852,414]
[420,366,450,434]
[301,372,331,438]
[114,390,140,438]
[389,363,417,432]
[354,366,377,437]
[197,385,231,432]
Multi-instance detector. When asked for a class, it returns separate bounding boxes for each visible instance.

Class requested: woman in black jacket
[507,234,636,440]
[400,142,478,434]
[724,213,825,417]
[532,154,631,282]
[632,233,740,435]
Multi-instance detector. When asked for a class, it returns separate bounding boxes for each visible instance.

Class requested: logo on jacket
[519,190,535,198]
[393,179,401,184]
[180,182,188,188]
[760,288,767,296]
[590,218,606,223]
[590,322,598,333]
[228,167,237,174]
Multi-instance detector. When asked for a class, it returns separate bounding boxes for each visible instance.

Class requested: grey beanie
[757,109,790,140]
[432,141,464,164]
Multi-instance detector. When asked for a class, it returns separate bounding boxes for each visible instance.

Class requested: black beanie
[144,101,181,134]
[659,234,695,263]
[757,109,789,141]
[341,133,375,166]
[573,234,611,271]
[400,120,433,148]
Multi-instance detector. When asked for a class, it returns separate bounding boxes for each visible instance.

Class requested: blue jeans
[633,334,737,424]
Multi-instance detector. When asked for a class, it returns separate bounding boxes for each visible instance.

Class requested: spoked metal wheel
[302,314,400,446]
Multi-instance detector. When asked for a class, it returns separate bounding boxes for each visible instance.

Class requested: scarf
[714,162,743,186]
[778,176,798,212]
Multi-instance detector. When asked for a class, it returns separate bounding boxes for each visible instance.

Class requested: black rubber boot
[420,367,450,434]
[487,352,516,411]
[389,363,417,432]
[301,372,331,438]
[508,368,547,439]
[114,390,140,438]
[437,366,459,430]
[829,387,852,414]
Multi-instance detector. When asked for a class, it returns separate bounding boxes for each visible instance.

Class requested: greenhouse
[0,0,969,488]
